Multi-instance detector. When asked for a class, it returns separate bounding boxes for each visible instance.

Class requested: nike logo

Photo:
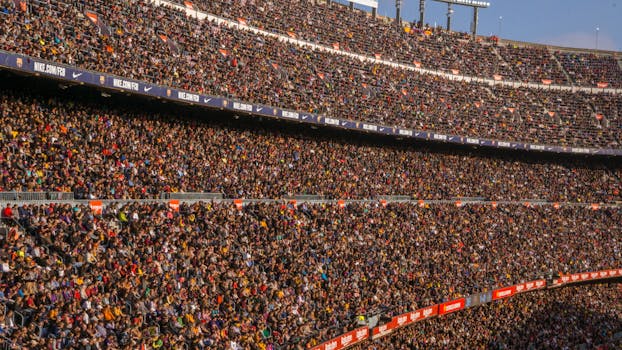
[72,72,83,79]
[144,86,153,92]
[379,127,384,132]
[204,98,211,103]
[341,121,347,126]
[415,133,421,137]
[302,115,308,120]
[256,107,263,112]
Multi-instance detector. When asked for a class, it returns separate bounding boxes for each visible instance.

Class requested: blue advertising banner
[465,290,493,308]
[0,50,619,156]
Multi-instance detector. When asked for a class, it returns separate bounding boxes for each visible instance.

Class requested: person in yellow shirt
[103,306,114,321]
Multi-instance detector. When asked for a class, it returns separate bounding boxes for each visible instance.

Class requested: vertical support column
[446,3,453,31]
[472,7,479,37]
[396,0,402,27]
[419,0,425,28]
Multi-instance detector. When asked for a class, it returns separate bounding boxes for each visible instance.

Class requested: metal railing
[284,194,325,201]
[159,192,224,200]
[1,196,622,210]
[375,195,412,201]
[0,192,73,201]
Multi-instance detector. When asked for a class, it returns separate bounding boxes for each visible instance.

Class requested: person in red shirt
[2,203,13,220]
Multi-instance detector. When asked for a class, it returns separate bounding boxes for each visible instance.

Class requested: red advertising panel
[168,199,180,212]
[550,269,621,288]
[438,298,465,315]
[492,285,516,300]
[85,10,98,24]
[374,305,440,339]
[570,273,582,283]
[408,305,438,323]
[233,199,243,211]
[311,327,368,350]
[371,319,395,339]
[393,313,410,329]
[89,200,103,215]
[522,279,547,292]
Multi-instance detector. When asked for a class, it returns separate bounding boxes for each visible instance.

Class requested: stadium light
[433,0,490,37]
[595,26,599,50]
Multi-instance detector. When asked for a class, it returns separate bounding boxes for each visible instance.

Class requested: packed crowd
[1,201,620,349]
[0,0,621,148]
[179,0,622,88]
[1,87,621,201]
[557,51,622,89]
[357,285,622,349]
[0,1,621,348]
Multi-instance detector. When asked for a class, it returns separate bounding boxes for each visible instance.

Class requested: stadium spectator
[1,201,620,348]
[0,0,620,148]
[0,87,620,201]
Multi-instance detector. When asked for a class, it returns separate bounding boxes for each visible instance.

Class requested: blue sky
[339,0,622,51]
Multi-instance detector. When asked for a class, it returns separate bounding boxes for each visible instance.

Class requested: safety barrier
[159,192,224,200]
[311,267,622,349]
[0,192,73,201]
[2,195,621,210]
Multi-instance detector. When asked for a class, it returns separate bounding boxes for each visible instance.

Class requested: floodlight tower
[432,0,490,37]
[446,3,454,30]
[396,0,403,26]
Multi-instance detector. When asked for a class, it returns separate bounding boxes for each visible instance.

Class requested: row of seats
[1,201,620,348]
[0,0,620,147]
[178,0,622,88]
[0,86,620,201]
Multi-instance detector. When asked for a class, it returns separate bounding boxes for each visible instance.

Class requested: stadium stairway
[552,52,574,86]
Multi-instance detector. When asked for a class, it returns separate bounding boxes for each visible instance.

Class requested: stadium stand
[1,201,621,349]
[0,0,620,148]
[357,285,622,349]
[173,0,622,88]
[0,85,620,201]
